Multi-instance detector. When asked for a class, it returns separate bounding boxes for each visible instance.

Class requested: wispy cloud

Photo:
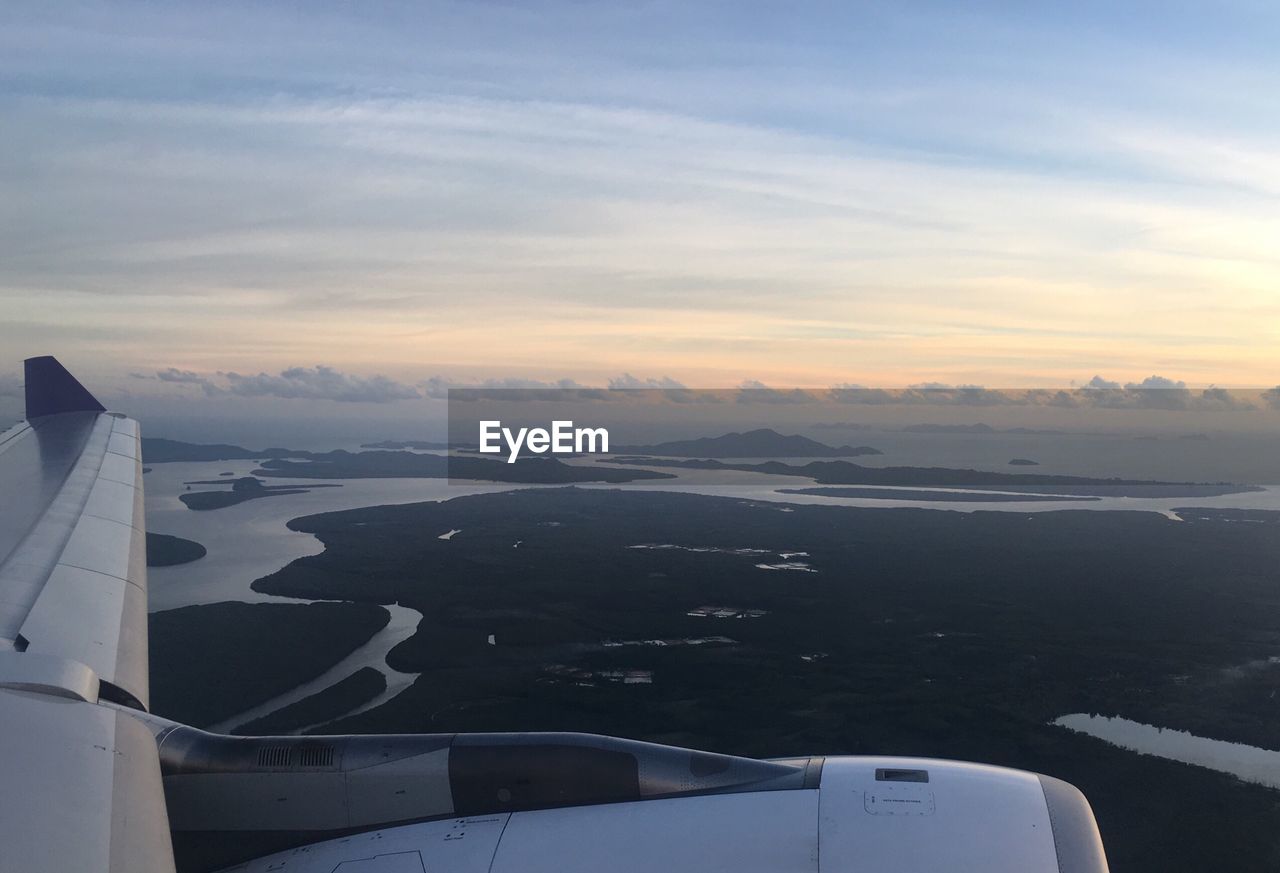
[1081,376,1256,411]
[822,379,1260,411]
[1,2,1278,386]
[607,374,686,390]
[223,366,420,403]
[735,381,815,404]
[421,375,591,401]
[139,364,422,402]
[156,367,211,385]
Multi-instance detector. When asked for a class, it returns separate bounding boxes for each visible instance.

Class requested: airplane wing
[0,356,176,872]
[0,356,1109,873]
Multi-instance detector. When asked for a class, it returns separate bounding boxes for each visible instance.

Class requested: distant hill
[617,428,881,458]
[359,439,452,450]
[141,438,288,463]
[603,456,1258,496]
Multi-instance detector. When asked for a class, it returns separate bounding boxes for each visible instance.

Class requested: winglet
[24,356,106,419]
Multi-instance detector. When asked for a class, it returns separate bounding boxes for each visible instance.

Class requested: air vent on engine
[875,768,929,783]
[299,744,336,768]
[257,745,293,768]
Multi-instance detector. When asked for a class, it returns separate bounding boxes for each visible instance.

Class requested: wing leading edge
[0,356,148,708]
[0,356,173,872]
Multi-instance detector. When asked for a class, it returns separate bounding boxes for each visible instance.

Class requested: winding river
[145,457,1279,733]
[144,459,534,732]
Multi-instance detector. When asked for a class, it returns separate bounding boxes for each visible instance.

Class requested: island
[145,532,207,566]
[601,457,1259,497]
[148,601,390,727]
[359,439,452,450]
[141,437,296,463]
[179,476,340,511]
[613,428,881,458]
[1008,458,1040,466]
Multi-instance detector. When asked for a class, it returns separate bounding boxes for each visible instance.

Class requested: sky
[1,1,1278,430]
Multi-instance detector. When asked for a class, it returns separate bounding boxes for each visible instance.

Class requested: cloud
[828,384,898,405]
[1077,375,1252,411]
[424,373,705,402]
[1080,375,1190,410]
[3,3,1280,386]
[1124,375,1186,391]
[1197,387,1254,412]
[828,383,1021,407]
[0,373,20,398]
[903,384,1019,407]
[735,381,816,404]
[821,378,1255,411]
[222,365,420,403]
[156,367,210,384]
[155,367,223,396]
[607,374,686,390]
[604,374,713,404]
[422,375,598,402]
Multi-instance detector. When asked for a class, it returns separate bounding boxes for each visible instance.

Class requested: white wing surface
[0,356,175,873]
